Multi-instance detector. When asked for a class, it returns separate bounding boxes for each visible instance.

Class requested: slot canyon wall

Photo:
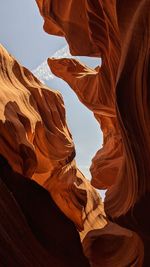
[0,0,149,266]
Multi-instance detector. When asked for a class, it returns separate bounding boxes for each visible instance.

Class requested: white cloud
[32,44,100,84]
[32,45,76,83]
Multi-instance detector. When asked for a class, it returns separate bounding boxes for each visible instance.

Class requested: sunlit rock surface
[36,0,150,266]
[0,0,149,265]
[47,58,123,190]
[36,0,124,190]
[0,44,107,239]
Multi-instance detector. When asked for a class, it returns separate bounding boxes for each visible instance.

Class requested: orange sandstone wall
[0,0,149,266]
[35,0,150,266]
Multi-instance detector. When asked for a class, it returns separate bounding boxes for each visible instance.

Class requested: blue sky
[0,0,103,186]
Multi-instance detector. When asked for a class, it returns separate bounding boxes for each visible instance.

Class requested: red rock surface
[106,1,150,265]
[0,44,107,239]
[36,0,150,266]
[37,0,123,190]
[47,58,123,189]
[0,0,149,266]
[82,222,144,267]
[0,155,90,267]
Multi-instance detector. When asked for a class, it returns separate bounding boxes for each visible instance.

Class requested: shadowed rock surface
[0,0,149,266]
[0,155,90,267]
[36,0,150,266]
[37,0,124,190]
[0,43,108,265]
[0,44,106,237]
[82,222,144,267]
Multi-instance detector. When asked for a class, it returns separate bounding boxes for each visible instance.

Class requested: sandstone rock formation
[47,57,123,189]
[35,0,150,266]
[0,155,90,267]
[0,0,149,266]
[0,44,107,239]
[0,41,125,266]
[0,40,145,266]
[106,1,150,265]
[82,222,144,267]
[37,0,123,190]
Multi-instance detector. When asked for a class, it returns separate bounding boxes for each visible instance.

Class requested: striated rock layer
[107,1,150,266]
[36,0,150,266]
[47,58,123,189]
[82,222,144,267]
[0,44,107,239]
[0,0,149,265]
[0,155,90,267]
[0,43,144,266]
[37,0,123,190]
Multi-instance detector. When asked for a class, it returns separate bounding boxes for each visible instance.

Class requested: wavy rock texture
[0,155,90,267]
[37,0,123,190]
[105,0,150,218]
[0,42,143,266]
[0,44,107,242]
[36,0,150,266]
[47,58,123,189]
[36,0,100,57]
[82,222,144,267]
[106,1,150,266]
[0,150,143,267]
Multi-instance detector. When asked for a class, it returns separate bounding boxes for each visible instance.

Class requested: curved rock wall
[39,0,123,190]
[35,0,150,266]
[0,44,106,237]
[0,0,149,266]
